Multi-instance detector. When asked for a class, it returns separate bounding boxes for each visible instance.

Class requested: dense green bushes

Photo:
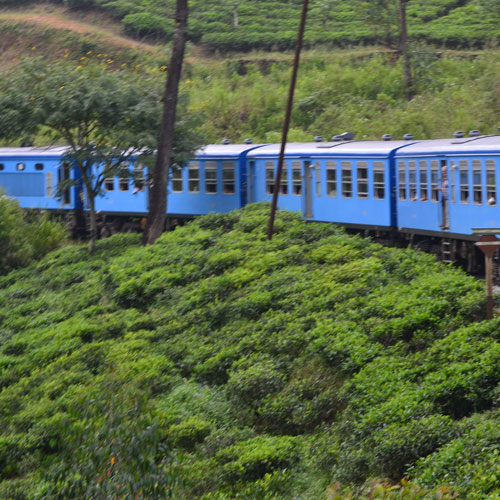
[0,194,66,275]
[0,205,497,497]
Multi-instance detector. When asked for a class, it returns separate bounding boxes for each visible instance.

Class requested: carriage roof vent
[221,139,231,145]
[454,131,465,138]
[403,133,414,140]
[314,136,323,142]
[244,138,253,144]
[382,134,392,141]
[339,132,355,141]
[331,135,342,142]
[469,130,480,137]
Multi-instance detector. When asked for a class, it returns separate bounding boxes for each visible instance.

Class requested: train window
[279,161,288,195]
[46,172,53,197]
[171,165,183,193]
[373,162,385,200]
[222,162,235,194]
[449,162,456,204]
[431,160,439,202]
[357,161,368,199]
[134,164,145,192]
[35,163,44,171]
[16,163,25,171]
[104,178,114,191]
[119,179,129,192]
[205,161,217,194]
[459,160,469,204]
[266,161,275,195]
[292,161,302,195]
[0,164,4,170]
[341,161,352,198]
[398,161,406,200]
[409,161,417,201]
[188,162,200,193]
[418,161,428,201]
[118,162,130,192]
[472,159,482,204]
[326,161,337,197]
[486,159,496,206]
[315,161,321,197]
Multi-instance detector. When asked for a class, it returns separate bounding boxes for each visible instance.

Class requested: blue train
[1,133,500,270]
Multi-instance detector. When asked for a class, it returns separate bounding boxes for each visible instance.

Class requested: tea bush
[0,205,496,497]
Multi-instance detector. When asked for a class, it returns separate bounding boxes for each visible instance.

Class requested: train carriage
[0,147,80,211]
[394,136,500,239]
[247,140,415,230]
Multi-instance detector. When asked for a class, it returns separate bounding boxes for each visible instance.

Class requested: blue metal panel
[0,173,44,197]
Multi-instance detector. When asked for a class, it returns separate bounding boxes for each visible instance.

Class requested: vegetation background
[1,0,500,498]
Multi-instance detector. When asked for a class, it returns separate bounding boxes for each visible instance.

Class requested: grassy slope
[1,205,499,499]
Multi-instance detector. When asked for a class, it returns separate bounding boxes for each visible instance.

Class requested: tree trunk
[399,0,412,100]
[143,0,189,245]
[88,191,97,255]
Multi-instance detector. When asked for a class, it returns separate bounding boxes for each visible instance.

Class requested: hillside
[1,205,499,498]
[2,0,499,50]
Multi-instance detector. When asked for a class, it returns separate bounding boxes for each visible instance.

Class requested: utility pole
[267,0,309,240]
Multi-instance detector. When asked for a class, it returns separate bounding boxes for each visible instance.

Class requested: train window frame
[104,178,115,192]
[398,161,406,201]
[35,163,44,171]
[16,163,26,171]
[265,161,275,195]
[222,161,235,194]
[188,161,200,193]
[373,161,385,200]
[486,159,496,206]
[418,160,428,202]
[357,161,368,199]
[292,161,302,196]
[46,172,53,197]
[431,160,440,202]
[279,161,288,195]
[133,164,146,192]
[315,161,321,197]
[326,161,337,197]
[459,159,469,204]
[171,165,183,193]
[472,159,482,205]
[341,161,352,198]
[408,160,417,201]
[119,178,129,192]
[205,161,217,194]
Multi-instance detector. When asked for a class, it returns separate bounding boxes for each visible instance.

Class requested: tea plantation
[1,205,499,498]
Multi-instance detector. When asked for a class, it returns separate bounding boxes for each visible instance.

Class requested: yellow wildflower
[29,97,36,101]
[160,65,167,71]
[76,65,82,70]
[59,86,65,90]
[87,51,93,55]
[80,56,86,61]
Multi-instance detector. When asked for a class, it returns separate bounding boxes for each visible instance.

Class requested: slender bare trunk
[88,192,97,255]
[399,0,412,100]
[143,0,188,245]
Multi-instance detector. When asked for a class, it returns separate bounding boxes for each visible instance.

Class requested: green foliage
[0,194,66,274]
[0,205,494,497]
[35,381,180,500]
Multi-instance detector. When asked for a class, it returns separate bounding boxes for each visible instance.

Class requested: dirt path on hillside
[0,8,163,54]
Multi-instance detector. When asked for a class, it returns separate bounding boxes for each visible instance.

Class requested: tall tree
[357,0,412,99]
[0,58,201,254]
[143,0,189,246]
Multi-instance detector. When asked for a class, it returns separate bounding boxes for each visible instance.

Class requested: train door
[248,161,256,203]
[439,159,450,230]
[304,160,313,219]
[58,162,71,205]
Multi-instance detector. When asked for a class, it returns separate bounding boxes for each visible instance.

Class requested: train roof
[246,141,416,158]
[395,135,500,156]
[195,144,266,158]
[0,146,69,158]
